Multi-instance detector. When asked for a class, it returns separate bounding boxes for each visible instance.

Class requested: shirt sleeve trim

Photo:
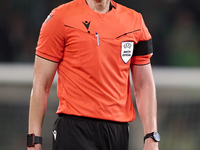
[130,62,150,66]
[36,54,59,63]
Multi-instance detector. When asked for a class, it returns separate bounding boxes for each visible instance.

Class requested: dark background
[0,0,200,66]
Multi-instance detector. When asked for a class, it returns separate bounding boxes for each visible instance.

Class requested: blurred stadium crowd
[0,0,200,66]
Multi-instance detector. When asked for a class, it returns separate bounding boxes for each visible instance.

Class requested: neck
[86,0,111,14]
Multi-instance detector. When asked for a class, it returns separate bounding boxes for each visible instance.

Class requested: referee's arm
[131,64,159,150]
[28,56,58,150]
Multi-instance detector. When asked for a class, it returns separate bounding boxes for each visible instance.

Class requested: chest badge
[121,41,134,63]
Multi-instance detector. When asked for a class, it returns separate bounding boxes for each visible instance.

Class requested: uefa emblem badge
[121,41,134,63]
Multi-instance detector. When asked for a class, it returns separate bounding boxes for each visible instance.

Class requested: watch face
[27,134,34,147]
[153,132,160,142]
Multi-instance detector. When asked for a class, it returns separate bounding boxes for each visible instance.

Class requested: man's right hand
[28,56,58,150]
[27,144,42,150]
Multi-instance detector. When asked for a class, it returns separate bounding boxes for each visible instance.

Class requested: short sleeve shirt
[36,0,153,122]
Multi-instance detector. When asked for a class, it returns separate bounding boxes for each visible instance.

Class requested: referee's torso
[36,0,153,122]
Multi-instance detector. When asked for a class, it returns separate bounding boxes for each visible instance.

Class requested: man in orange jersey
[27,0,160,150]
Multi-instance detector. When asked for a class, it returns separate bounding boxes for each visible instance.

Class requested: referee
[27,0,160,150]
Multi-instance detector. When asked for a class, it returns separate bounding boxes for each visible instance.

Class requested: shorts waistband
[58,113,128,125]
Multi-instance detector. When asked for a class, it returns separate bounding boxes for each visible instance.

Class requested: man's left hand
[143,138,159,150]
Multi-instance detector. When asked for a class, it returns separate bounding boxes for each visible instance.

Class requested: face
[95,0,108,3]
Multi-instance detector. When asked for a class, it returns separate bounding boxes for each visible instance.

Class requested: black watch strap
[34,136,42,144]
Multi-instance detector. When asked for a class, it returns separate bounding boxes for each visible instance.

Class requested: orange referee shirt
[36,0,153,122]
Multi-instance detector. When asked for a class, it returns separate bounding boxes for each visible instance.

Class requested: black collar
[110,2,116,10]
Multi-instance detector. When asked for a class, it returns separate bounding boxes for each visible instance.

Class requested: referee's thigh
[52,115,129,150]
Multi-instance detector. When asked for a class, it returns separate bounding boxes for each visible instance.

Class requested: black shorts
[52,114,129,150]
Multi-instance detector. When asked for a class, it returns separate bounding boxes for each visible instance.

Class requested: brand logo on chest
[121,41,134,64]
[82,21,91,30]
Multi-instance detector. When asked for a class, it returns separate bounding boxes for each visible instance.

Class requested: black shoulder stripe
[64,25,76,29]
[116,29,141,39]
[133,39,153,56]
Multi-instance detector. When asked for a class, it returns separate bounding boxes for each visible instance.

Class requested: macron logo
[52,130,57,140]
[82,21,91,30]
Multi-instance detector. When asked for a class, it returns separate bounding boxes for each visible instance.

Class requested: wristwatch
[144,132,160,143]
[27,133,42,147]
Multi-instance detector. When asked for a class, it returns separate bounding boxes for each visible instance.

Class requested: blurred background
[0,0,200,149]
